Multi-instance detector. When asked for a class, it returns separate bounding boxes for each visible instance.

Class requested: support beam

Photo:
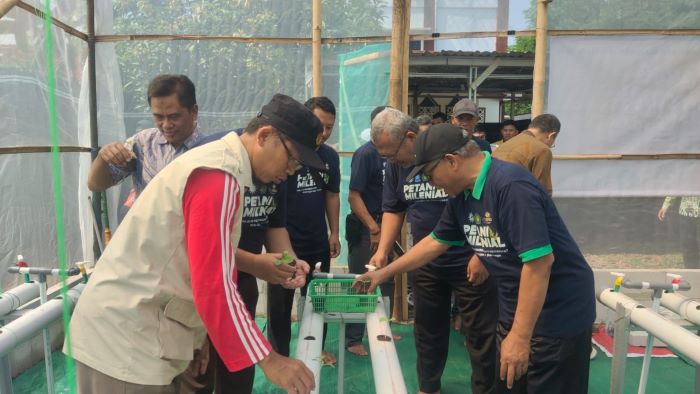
[531,0,550,116]
[471,58,502,89]
[389,0,410,110]
[311,0,322,96]
[0,0,19,20]
[14,1,88,41]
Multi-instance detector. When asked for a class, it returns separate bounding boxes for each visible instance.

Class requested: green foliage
[508,36,535,53]
[111,0,385,129]
[522,0,700,30]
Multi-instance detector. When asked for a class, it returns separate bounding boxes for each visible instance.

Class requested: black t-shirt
[432,153,595,338]
[383,162,472,270]
[286,144,340,254]
[194,130,287,254]
[349,142,386,220]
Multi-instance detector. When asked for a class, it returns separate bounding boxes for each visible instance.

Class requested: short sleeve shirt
[383,162,472,270]
[432,153,595,338]
[287,144,341,254]
[349,142,386,220]
[108,127,203,195]
[194,129,287,254]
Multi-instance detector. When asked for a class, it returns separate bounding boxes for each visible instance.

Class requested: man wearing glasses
[266,97,342,365]
[67,94,321,394]
[359,123,595,394]
[367,108,498,394]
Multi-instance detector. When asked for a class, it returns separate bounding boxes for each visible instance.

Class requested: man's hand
[369,229,381,253]
[657,206,668,221]
[259,351,315,394]
[254,253,296,284]
[467,256,489,286]
[98,141,135,167]
[188,337,210,377]
[282,259,310,289]
[352,269,389,294]
[499,332,530,389]
[368,252,389,269]
[329,233,341,258]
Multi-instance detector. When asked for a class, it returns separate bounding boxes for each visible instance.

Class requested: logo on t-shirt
[463,211,507,256]
[243,184,278,227]
[295,166,329,195]
[403,174,448,202]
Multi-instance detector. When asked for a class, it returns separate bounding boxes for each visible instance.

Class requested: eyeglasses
[383,131,408,161]
[422,156,445,182]
[277,133,303,171]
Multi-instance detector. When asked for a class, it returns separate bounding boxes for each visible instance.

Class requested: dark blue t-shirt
[473,136,491,153]
[194,130,287,254]
[287,144,340,254]
[349,142,386,220]
[432,153,595,338]
[383,162,472,270]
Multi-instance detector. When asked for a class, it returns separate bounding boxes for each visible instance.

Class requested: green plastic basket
[307,279,381,313]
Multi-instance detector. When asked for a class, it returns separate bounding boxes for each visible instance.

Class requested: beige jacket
[66,133,253,385]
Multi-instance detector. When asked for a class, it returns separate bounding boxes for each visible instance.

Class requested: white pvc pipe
[598,288,700,364]
[0,284,84,357]
[0,282,40,317]
[366,297,407,394]
[661,292,700,326]
[294,296,324,394]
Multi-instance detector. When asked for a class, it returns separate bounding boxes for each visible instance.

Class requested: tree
[112,0,385,131]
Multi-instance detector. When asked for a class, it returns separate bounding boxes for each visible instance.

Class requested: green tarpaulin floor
[13,318,697,393]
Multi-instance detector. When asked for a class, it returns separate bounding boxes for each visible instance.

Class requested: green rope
[43,0,76,392]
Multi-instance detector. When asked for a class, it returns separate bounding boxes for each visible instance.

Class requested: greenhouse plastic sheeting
[547,35,700,197]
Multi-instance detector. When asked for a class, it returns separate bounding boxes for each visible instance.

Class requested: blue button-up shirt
[108,127,203,196]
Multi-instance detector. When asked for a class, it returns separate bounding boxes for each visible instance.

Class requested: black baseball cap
[405,123,471,181]
[259,94,325,170]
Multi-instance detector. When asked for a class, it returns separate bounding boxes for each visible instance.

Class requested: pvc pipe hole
[376,335,392,342]
[635,305,645,309]
[304,336,316,340]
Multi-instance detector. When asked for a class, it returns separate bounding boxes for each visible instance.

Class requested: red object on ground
[592,325,676,358]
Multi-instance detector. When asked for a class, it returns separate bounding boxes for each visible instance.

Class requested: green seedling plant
[274,251,296,266]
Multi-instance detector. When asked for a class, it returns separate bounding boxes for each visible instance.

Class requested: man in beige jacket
[66,94,322,394]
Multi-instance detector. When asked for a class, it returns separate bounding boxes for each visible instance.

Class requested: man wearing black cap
[451,98,491,153]
[367,108,498,394]
[67,94,321,394]
[266,96,342,365]
[358,123,595,394]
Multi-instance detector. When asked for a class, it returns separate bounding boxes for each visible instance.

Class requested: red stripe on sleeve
[183,168,271,372]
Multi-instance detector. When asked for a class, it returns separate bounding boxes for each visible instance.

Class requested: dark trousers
[495,323,592,394]
[413,264,499,394]
[267,250,331,356]
[680,215,700,269]
[213,271,258,394]
[345,229,395,347]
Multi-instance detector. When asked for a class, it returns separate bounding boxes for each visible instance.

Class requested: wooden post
[0,0,19,20]
[389,0,409,110]
[401,0,411,113]
[312,0,322,96]
[531,0,550,116]
[496,0,510,53]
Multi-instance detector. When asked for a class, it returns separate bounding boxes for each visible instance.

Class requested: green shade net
[336,43,390,267]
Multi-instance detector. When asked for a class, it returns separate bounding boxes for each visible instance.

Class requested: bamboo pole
[337,151,700,160]
[312,0,322,96]
[531,0,550,117]
[389,0,408,109]
[401,0,411,113]
[15,1,88,41]
[0,0,19,20]
[0,146,92,154]
[92,29,700,44]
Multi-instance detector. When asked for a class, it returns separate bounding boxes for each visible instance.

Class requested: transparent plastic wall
[542,0,700,270]
[0,7,89,289]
